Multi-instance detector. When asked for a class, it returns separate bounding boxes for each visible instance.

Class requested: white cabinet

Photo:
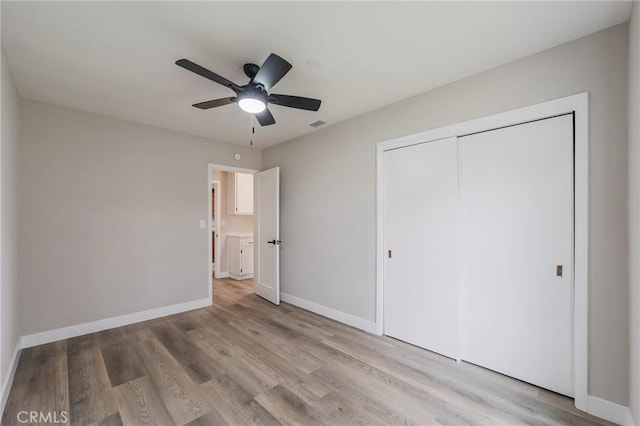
[228,172,254,215]
[227,235,254,280]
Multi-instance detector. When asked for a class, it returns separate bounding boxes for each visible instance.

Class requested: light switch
[199,220,206,228]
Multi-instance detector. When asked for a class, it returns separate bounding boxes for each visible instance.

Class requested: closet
[383,114,574,397]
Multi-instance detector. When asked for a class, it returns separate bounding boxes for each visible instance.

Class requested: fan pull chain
[249,115,254,146]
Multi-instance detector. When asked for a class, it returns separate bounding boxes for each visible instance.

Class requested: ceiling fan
[176,53,321,126]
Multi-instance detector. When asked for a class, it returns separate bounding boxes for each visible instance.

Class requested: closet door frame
[375,92,589,411]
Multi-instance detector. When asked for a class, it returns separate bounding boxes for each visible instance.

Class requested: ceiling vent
[309,120,327,128]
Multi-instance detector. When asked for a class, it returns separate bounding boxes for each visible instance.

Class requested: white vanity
[227,235,254,280]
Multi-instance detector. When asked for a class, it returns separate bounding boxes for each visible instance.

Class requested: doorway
[209,165,256,300]
[207,163,281,306]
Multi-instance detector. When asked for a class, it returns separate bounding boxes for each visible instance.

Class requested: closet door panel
[459,115,573,396]
[383,137,459,359]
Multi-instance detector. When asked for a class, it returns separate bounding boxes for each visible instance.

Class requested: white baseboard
[229,273,254,280]
[280,292,377,334]
[587,395,635,425]
[20,297,211,349]
[1,339,22,415]
[215,272,230,279]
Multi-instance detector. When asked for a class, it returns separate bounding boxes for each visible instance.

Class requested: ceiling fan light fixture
[176,53,321,126]
[237,86,268,114]
[238,97,266,114]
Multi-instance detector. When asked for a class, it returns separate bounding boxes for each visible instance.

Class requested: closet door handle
[267,240,282,245]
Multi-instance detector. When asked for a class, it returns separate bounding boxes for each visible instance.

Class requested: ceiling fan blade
[253,53,292,90]
[176,59,240,91]
[269,94,321,111]
[192,97,237,109]
[255,108,276,126]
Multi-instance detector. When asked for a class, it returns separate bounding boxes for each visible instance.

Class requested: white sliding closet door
[383,137,459,359]
[459,115,574,396]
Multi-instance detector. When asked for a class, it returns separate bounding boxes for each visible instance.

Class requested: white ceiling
[1,1,632,148]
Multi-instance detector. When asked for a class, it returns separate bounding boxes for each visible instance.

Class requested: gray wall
[18,100,260,335]
[1,47,20,404]
[263,24,630,405]
[628,2,639,424]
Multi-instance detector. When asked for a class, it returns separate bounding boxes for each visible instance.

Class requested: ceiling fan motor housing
[243,63,260,80]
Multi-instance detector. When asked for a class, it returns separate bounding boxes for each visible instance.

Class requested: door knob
[267,240,282,245]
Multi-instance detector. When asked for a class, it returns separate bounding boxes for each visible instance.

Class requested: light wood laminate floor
[2,278,611,426]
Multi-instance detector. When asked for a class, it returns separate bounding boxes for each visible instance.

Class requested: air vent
[309,120,327,128]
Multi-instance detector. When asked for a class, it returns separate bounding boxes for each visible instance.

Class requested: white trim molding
[587,396,635,426]
[1,340,22,415]
[281,292,377,334]
[211,180,222,280]
[208,169,213,304]
[20,297,210,349]
[376,92,589,411]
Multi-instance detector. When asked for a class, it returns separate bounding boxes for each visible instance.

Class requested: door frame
[375,92,589,410]
[211,180,221,278]
[207,163,259,304]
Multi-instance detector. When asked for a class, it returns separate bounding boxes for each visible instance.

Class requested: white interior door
[459,114,574,396]
[383,137,459,359]
[254,167,280,305]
